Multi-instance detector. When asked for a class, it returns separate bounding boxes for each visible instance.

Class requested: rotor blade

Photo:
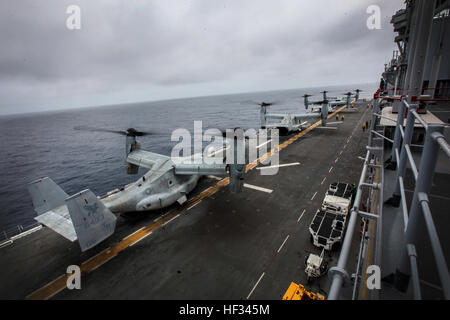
[74,126,157,136]
[240,100,279,107]
[132,131,151,136]
[261,102,278,107]
[74,126,127,135]
[125,128,155,136]
[239,100,260,105]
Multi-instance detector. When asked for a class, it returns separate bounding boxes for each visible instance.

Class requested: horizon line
[0,81,377,118]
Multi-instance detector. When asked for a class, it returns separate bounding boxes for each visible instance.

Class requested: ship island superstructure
[327,0,450,300]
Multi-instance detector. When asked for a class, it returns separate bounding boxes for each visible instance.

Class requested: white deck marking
[247,272,266,299]
[329,166,333,173]
[320,177,326,185]
[297,209,306,222]
[277,235,290,253]
[311,191,318,201]
[8,225,42,242]
[316,126,337,130]
[335,157,339,163]
[0,240,12,249]
[256,139,272,149]
[129,231,153,247]
[123,227,145,240]
[256,162,300,170]
[243,183,273,194]
[207,175,223,181]
[162,213,181,226]
[340,150,343,155]
[187,200,202,210]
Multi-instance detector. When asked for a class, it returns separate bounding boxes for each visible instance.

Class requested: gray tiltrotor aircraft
[257,88,362,135]
[257,100,331,134]
[249,88,360,135]
[303,93,343,111]
[304,90,361,112]
[28,127,246,251]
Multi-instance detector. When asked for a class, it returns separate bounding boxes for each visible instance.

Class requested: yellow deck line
[27,103,349,300]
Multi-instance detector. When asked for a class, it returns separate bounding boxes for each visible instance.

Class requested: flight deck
[0,101,371,300]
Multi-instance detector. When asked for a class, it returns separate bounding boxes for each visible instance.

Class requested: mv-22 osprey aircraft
[28,127,247,251]
[252,89,361,135]
[303,90,358,110]
[254,100,330,135]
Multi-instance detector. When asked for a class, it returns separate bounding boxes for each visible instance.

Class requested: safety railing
[376,94,450,103]
[376,87,450,100]
[328,97,450,300]
[0,222,42,245]
[328,102,384,299]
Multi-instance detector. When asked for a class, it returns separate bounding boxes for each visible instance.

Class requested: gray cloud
[0,0,404,115]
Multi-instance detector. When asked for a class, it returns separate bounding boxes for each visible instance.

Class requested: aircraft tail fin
[28,177,68,215]
[28,178,116,251]
[65,189,116,251]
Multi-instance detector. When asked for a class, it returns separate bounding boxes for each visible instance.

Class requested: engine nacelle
[260,105,267,128]
[304,96,309,110]
[126,135,140,174]
[227,128,246,193]
[321,100,329,126]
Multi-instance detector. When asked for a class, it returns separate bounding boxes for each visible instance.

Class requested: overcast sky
[0,0,405,115]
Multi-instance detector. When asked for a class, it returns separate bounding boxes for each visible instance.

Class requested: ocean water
[0,84,376,232]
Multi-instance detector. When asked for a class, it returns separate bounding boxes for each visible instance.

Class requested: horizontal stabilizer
[34,206,77,241]
[28,177,68,215]
[66,190,116,251]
